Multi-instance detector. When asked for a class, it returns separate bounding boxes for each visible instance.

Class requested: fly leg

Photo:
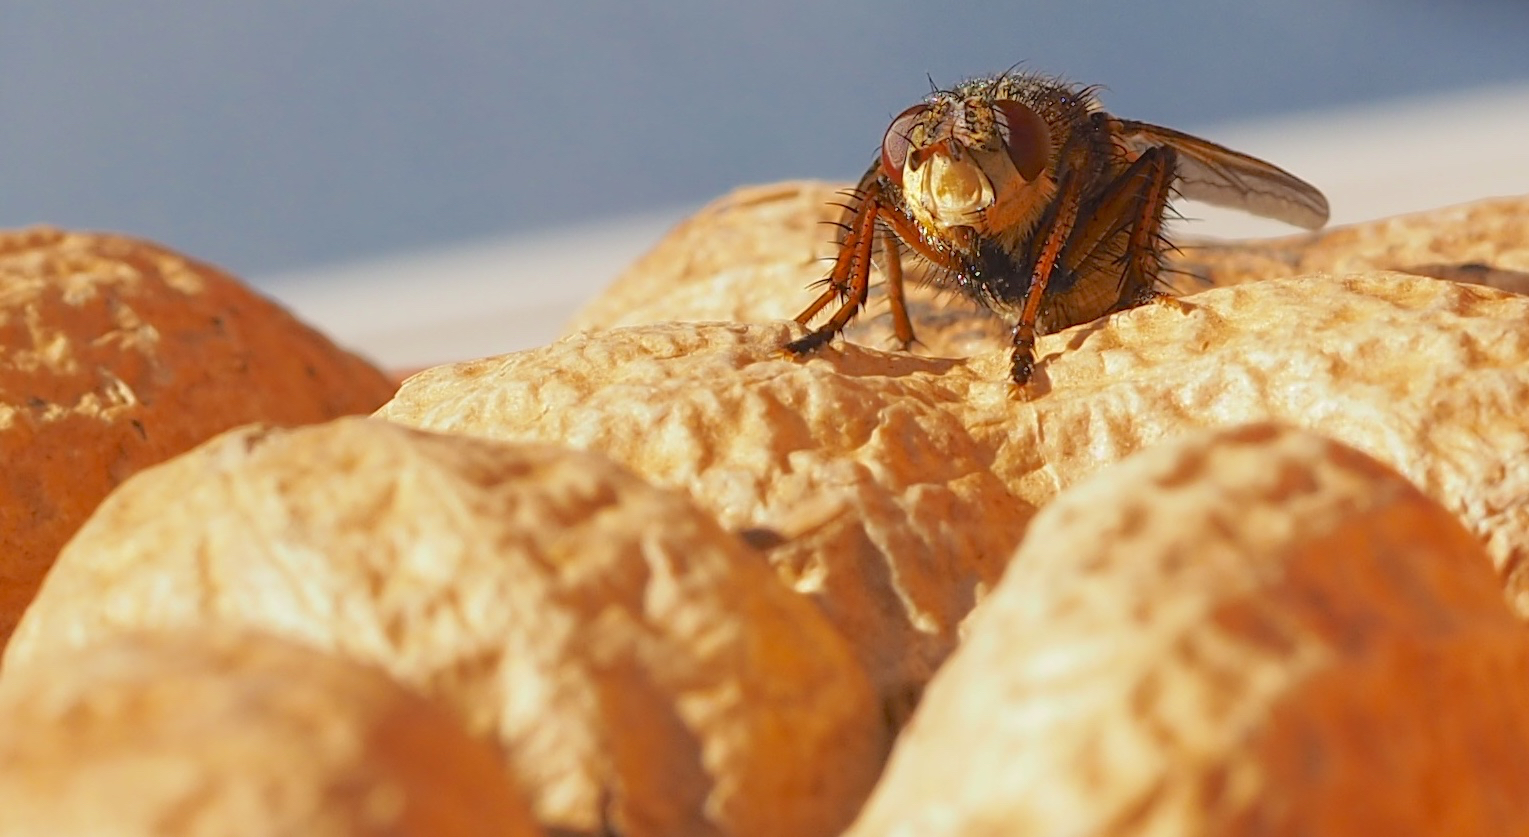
[1008,169,1084,385]
[880,226,918,351]
[873,206,973,350]
[1050,144,1183,316]
[1102,146,1189,313]
[1009,136,1194,386]
[785,183,882,355]
[788,180,964,357]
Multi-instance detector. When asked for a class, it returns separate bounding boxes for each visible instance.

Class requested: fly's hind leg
[1054,144,1186,319]
[1109,146,1193,314]
[1008,143,1192,387]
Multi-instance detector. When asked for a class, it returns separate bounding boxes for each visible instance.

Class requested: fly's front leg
[1009,169,1084,386]
[786,184,883,355]
[879,226,918,351]
[874,206,972,352]
[788,183,965,357]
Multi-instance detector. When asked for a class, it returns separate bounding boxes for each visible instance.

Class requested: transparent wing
[1112,118,1330,230]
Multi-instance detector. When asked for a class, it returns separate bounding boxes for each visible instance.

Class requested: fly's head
[880,89,1061,253]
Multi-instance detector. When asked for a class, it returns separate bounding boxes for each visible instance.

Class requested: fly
[784,69,1330,385]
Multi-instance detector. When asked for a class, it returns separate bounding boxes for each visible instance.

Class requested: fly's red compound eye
[994,100,1051,181]
[880,104,929,185]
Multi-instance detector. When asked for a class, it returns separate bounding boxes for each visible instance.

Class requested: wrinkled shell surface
[1175,194,1529,294]
[10,185,1529,836]
[2,417,883,837]
[848,424,1529,837]
[0,628,541,837]
[385,271,1529,683]
[973,271,1529,618]
[379,321,1031,713]
[568,182,829,334]
[0,228,394,645]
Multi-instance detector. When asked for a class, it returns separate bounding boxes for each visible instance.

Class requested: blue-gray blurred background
[4,1,1528,284]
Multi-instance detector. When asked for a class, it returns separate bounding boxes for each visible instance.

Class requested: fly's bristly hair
[786,66,1330,386]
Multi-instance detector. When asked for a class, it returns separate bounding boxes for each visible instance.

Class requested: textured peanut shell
[385,271,1529,675]
[569,182,831,333]
[1175,193,1529,293]
[0,628,541,837]
[0,228,395,646]
[3,418,883,837]
[846,424,1529,836]
[973,271,1529,617]
[378,321,1031,716]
